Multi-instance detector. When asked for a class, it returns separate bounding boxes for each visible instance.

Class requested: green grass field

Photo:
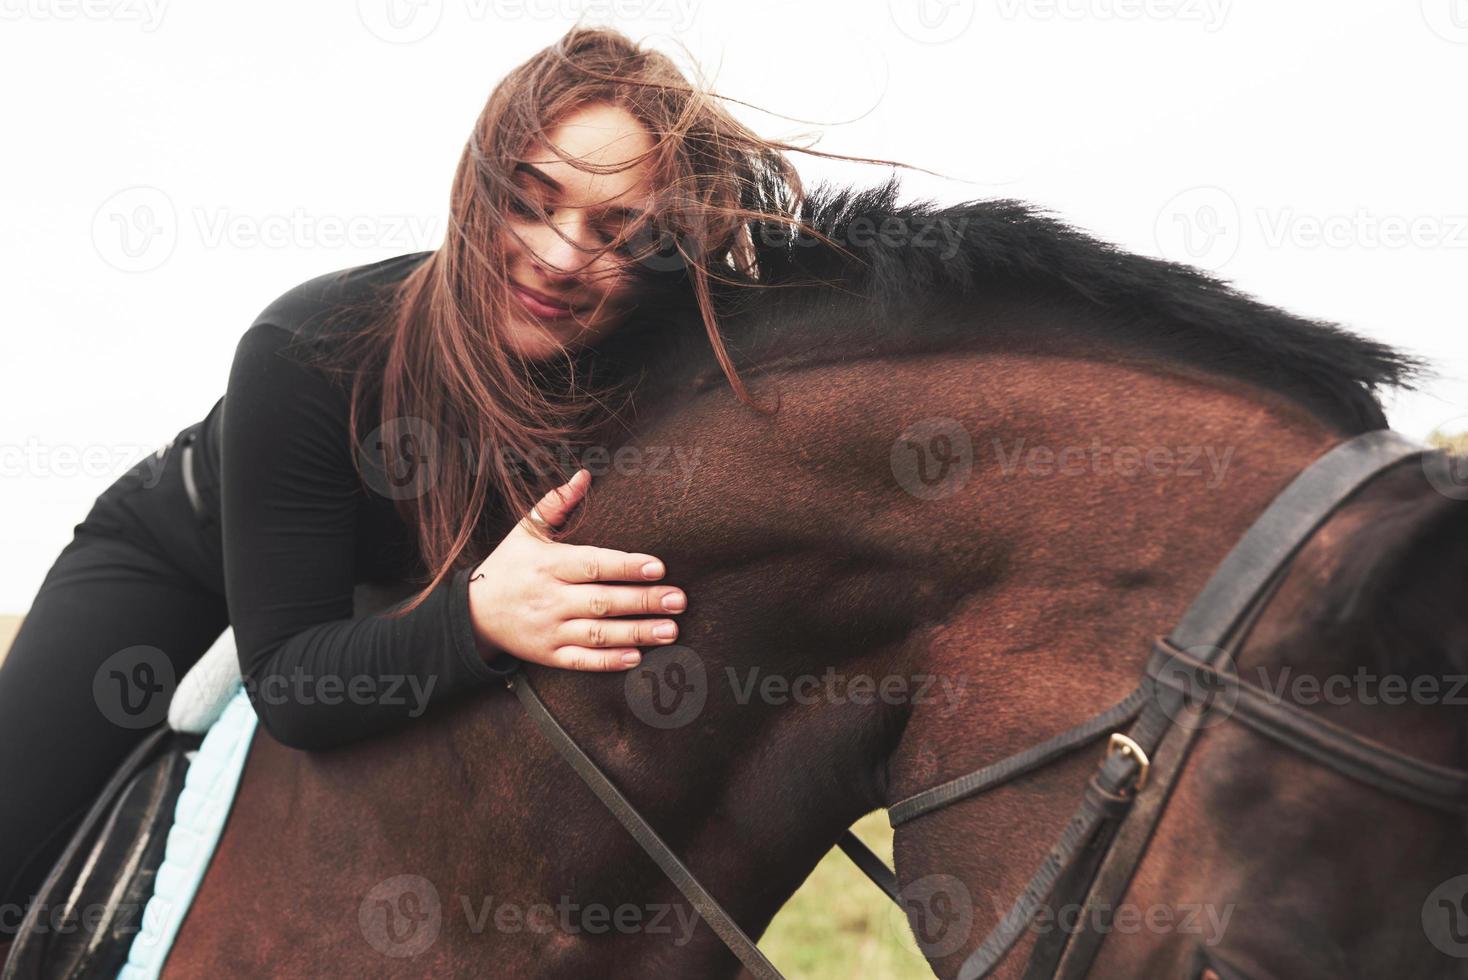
[763,811,930,979]
[1432,431,1468,454]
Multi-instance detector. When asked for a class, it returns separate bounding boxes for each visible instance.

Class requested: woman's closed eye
[507,194,634,256]
[597,222,636,255]
[507,193,542,219]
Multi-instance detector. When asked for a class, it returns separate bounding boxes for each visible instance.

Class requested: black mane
[607,176,1424,434]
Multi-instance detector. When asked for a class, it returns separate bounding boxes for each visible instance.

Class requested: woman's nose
[529,217,597,278]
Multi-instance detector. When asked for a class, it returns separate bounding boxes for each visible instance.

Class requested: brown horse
[155,180,1468,978]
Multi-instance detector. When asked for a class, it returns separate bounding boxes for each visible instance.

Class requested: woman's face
[499,102,658,361]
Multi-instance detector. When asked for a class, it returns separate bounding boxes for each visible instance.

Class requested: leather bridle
[507,429,1468,979]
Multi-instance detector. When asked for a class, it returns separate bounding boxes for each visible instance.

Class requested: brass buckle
[1107,733,1151,793]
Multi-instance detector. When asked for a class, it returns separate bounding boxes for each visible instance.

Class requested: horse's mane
[604,175,1424,434]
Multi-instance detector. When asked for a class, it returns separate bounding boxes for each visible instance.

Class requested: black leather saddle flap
[2,725,201,980]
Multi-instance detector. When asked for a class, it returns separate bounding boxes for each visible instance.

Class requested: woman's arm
[221,321,515,750]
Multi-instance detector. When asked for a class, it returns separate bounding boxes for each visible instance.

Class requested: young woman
[0,26,915,940]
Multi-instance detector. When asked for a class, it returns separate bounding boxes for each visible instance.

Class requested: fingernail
[654,623,677,639]
[621,651,642,666]
[641,561,664,578]
[661,592,685,612]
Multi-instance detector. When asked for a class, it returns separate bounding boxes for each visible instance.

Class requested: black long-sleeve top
[191,251,519,750]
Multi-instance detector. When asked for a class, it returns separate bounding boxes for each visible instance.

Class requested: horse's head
[1103,452,1468,979]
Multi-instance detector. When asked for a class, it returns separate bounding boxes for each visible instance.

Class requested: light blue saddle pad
[117,685,257,979]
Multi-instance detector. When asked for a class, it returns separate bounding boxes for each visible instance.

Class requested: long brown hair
[305,25,932,616]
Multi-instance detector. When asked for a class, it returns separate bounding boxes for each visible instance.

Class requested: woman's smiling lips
[512,282,580,319]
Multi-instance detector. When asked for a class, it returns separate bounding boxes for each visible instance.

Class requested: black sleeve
[221,321,515,750]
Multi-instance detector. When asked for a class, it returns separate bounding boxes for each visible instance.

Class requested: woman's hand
[466,468,686,671]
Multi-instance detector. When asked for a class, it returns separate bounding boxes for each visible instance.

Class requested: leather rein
[506,429,1468,979]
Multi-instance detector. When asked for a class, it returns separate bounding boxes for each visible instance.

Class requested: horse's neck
[464,348,1348,947]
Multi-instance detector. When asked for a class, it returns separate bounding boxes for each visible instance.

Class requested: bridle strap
[834,830,902,905]
[1170,430,1425,649]
[1148,638,1468,812]
[888,684,1151,827]
[1047,695,1206,980]
[505,670,784,980]
[955,750,1143,980]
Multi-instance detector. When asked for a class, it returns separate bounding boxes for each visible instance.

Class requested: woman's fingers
[546,645,645,671]
[550,545,666,584]
[559,616,678,649]
[564,583,686,618]
[532,468,591,527]
[499,468,684,675]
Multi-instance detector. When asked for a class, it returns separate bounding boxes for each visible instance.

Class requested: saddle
[0,727,199,980]
[1,580,407,980]
[0,629,239,980]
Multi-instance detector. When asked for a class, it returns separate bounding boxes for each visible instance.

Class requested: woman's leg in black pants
[0,451,228,941]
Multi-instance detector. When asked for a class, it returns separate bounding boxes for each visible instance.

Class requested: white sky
[2,0,1466,610]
